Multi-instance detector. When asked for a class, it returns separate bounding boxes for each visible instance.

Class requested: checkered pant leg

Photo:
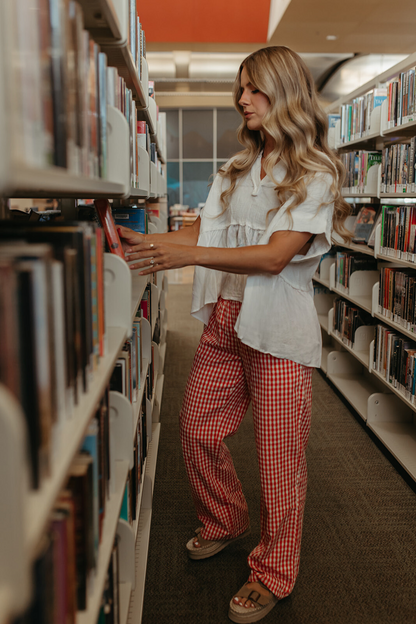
[180,299,251,541]
[243,352,313,598]
[180,298,313,598]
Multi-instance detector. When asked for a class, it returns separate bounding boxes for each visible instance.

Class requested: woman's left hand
[125,241,196,275]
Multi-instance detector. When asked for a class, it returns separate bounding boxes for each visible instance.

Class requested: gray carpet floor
[142,283,416,624]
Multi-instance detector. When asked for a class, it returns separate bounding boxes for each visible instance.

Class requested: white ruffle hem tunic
[191,155,335,367]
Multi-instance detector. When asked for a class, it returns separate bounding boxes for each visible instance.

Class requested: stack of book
[332,298,374,348]
[11,0,111,178]
[110,319,141,403]
[378,267,416,329]
[340,88,387,143]
[335,252,377,291]
[386,68,416,128]
[340,150,382,192]
[0,222,105,489]
[374,326,416,398]
[380,204,416,259]
[14,390,116,620]
[120,400,147,527]
[128,0,147,80]
[380,140,416,193]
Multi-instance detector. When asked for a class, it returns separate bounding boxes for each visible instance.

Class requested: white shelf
[321,344,332,374]
[318,314,328,333]
[131,276,149,321]
[119,582,133,624]
[371,368,416,413]
[337,130,380,150]
[326,372,375,421]
[25,326,127,559]
[377,252,416,269]
[341,190,379,198]
[78,0,125,43]
[313,274,330,288]
[380,192,416,199]
[132,457,147,542]
[101,43,147,108]
[336,242,375,257]
[152,374,164,424]
[159,342,167,373]
[77,460,129,624]
[332,286,373,313]
[2,163,126,199]
[373,311,416,342]
[127,423,161,624]
[330,330,370,368]
[367,421,416,480]
[133,358,149,434]
[382,117,416,139]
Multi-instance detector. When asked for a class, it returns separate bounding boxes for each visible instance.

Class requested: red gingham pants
[180,298,313,598]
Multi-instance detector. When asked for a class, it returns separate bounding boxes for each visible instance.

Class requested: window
[163,108,241,209]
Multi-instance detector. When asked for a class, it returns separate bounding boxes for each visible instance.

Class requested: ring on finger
[150,257,155,265]
[149,243,154,249]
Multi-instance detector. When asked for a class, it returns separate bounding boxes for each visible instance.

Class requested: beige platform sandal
[228,582,278,623]
[186,526,250,560]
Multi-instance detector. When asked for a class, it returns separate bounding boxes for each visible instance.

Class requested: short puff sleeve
[259,172,334,262]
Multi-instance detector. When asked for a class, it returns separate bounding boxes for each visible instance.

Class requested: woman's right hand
[117,225,147,254]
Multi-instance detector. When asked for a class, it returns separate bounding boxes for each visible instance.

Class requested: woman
[118,46,350,623]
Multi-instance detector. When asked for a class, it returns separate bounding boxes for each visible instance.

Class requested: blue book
[112,207,146,234]
[81,421,99,564]
[120,483,129,522]
[328,114,340,129]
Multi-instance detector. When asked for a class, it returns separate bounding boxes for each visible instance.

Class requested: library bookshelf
[314,236,416,481]
[0,0,168,622]
[317,51,416,485]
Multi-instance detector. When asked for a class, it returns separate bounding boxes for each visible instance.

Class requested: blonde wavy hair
[218,46,351,242]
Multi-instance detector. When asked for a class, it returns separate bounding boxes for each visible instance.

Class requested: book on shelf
[112,205,147,234]
[335,251,377,290]
[351,206,379,244]
[340,88,387,143]
[8,0,151,181]
[94,199,126,260]
[15,427,119,622]
[0,223,106,488]
[99,537,120,624]
[333,298,375,348]
[374,325,416,399]
[97,52,108,180]
[367,210,383,248]
[340,150,381,192]
[380,204,416,259]
[387,67,416,128]
[380,140,416,193]
[0,243,56,488]
[379,266,416,330]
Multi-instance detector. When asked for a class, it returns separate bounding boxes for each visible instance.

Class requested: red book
[95,227,105,357]
[94,199,125,260]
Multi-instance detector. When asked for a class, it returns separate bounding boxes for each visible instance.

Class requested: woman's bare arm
[117,216,201,251]
[127,229,314,276]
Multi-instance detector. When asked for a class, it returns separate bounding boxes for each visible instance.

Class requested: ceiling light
[326,35,338,41]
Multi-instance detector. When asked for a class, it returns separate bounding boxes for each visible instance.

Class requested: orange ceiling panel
[137,0,270,43]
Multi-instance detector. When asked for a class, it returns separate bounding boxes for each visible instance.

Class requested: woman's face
[238,66,270,132]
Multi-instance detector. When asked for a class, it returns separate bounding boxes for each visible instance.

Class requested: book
[94,199,126,260]
[352,206,378,244]
[81,420,100,566]
[67,454,94,611]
